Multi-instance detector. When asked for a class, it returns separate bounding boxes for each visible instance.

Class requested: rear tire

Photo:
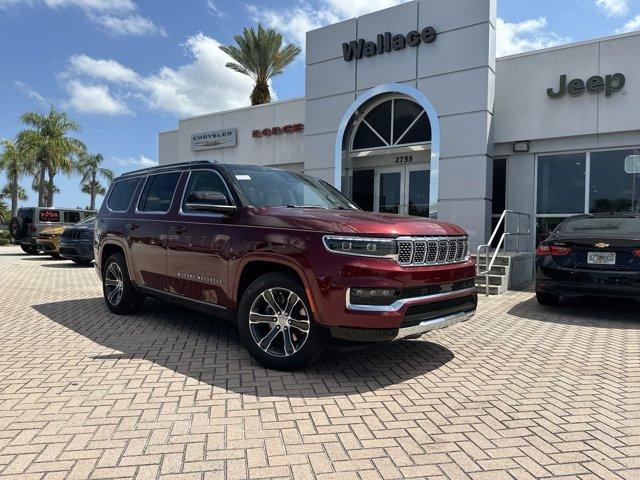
[536,291,560,306]
[238,272,324,370]
[20,245,39,255]
[102,252,145,314]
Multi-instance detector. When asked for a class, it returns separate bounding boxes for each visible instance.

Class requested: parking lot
[0,245,639,479]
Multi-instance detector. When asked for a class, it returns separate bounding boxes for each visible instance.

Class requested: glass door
[405,164,430,217]
[375,167,404,214]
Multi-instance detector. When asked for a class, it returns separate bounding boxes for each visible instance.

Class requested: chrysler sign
[191,129,237,151]
[342,26,437,62]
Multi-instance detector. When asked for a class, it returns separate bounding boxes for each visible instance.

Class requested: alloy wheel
[104,262,124,306]
[249,287,311,358]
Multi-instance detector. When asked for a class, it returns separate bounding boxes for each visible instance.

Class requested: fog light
[352,288,396,297]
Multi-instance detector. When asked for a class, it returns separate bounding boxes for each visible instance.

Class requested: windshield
[558,216,640,235]
[228,166,358,210]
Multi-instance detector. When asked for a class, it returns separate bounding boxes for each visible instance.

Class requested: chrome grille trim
[396,236,470,267]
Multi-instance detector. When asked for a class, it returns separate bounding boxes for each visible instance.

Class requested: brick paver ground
[0,245,639,479]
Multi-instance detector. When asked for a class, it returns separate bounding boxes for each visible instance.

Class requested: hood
[40,226,65,236]
[241,207,467,237]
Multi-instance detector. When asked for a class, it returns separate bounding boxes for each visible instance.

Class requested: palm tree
[0,198,9,224]
[77,152,114,210]
[0,138,31,218]
[220,24,301,105]
[18,106,85,207]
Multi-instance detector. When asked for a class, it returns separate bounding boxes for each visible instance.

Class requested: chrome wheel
[249,288,311,358]
[104,262,124,306]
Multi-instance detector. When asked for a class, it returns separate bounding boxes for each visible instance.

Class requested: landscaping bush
[0,238,10,246]
[0,230,11,240]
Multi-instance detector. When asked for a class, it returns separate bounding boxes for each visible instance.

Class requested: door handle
[126,222,139,231]
[172,226,187,235]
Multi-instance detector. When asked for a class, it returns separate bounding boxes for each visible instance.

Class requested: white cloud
[496,17,569,57]
[595,0,629,17]
[62,33,257,117]
[616,14,640,33]
[69,54,141,84]
[91,12,165,36]
[0,0,162,36]
[15,81,49,106]
[63,80,132,115]
[206,0,224,18]
[112,155,158,168]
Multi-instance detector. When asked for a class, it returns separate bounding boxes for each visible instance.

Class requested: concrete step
[477,264,508,276]
[472,255,511,267]
[475,284,504,295]
[475,274,506,286]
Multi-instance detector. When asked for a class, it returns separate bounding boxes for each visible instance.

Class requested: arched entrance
[334,84,440,218]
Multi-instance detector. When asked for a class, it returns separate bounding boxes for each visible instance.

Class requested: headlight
[323,236,397,258]
[82,230,93,239]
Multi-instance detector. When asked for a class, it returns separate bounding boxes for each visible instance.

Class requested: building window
[590,149,640,213]
[535,148,640,245]
[351,98,431,151]
[537,153,586,215]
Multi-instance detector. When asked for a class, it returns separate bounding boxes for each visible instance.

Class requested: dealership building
[159,0,640,250]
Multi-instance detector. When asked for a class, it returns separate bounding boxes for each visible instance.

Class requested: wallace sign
[342,26,437,62]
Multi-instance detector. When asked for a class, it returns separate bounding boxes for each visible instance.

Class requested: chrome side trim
[346,286,477,312]
[395,310,475,340]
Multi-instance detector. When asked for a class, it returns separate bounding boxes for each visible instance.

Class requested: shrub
[0,238,10,246]
[0,230,10,240]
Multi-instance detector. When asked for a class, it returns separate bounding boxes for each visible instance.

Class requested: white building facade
[159,0,640,249]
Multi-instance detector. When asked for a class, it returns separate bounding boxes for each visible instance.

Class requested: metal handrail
[476,210,531,297]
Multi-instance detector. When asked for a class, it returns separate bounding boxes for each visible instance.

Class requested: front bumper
[36,240,59,253]
[60,240,94,260]
[329,309,475,343]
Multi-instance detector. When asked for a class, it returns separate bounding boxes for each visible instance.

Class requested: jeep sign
[547,73,626,99]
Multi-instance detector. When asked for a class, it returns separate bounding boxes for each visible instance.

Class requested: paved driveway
[0,245,639,479]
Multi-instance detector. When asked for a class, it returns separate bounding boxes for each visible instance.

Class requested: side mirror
[185,191,236,215]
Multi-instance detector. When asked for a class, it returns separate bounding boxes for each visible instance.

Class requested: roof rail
[120,160,217,177]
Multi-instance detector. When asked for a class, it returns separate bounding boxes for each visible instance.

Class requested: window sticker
[235,174,252,180]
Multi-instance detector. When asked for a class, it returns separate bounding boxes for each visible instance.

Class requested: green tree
[0,138,31,218]
[18,106,86,207]
[77,152,114,210]
[220,24,300,105]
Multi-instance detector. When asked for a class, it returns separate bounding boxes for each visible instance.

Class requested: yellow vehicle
[36,225,65,258]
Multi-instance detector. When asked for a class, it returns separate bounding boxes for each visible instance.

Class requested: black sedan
[60,216,95,265]
[535,213,640,305]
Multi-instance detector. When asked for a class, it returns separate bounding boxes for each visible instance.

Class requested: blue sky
[1,0,640,210]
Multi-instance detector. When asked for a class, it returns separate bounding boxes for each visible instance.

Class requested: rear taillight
[536,244,572,256]
[633,249,640,257]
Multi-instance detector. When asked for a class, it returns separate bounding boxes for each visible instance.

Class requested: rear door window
[39,210,60,222]
[138,172,181,213]
[107,178,141,212]
[18,208,34,223]
[63,211,81,223]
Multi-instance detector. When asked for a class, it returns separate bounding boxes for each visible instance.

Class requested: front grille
[397,236,469,266]
[403,295,477,326]
[62,229,83,240]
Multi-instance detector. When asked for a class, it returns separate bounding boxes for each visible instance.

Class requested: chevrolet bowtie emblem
[595,242,610,248]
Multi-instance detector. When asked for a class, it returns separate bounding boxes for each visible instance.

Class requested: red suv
[95,161,477,370]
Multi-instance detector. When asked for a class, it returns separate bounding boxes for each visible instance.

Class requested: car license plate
[587,252,616,265]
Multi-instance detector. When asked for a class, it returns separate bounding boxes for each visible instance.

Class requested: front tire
[238,272,324,370]
[102,252,145,314]
[536,291,560,306]
[50,253,61,259]
[20,245,39,255]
